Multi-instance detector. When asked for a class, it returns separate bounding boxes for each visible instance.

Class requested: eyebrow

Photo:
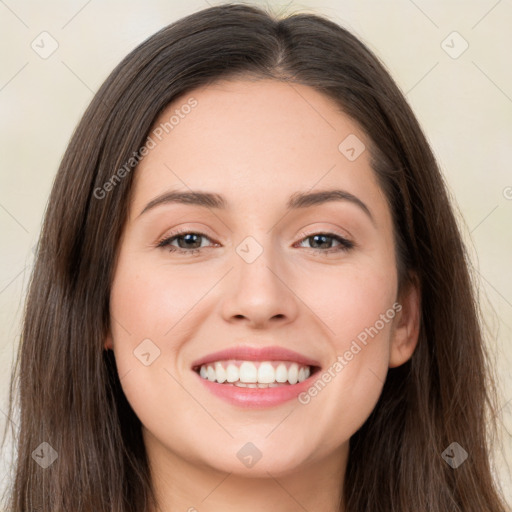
[138,188,374,224]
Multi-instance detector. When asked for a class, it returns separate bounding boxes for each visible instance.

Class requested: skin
[105,78,420,512]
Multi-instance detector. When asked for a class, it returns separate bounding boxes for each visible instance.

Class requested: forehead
[130,78,385,218]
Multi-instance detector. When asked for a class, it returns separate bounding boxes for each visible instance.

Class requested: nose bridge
[234,231,283,296]
[220,229,298,326]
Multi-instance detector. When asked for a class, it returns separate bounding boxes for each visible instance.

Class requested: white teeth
[197,360,313,385]
[215,362,227,383]
[257,362,276,383]
[288,363,298,385]
[226,364,239,383]
[239,361,258,383]
[275,363,288,383]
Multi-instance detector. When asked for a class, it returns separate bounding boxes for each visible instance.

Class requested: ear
[389,273,421,368]
[104,331,114,351]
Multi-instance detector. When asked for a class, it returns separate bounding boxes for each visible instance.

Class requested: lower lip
[193,370,318,408]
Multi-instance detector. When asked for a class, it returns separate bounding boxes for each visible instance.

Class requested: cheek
[336,267,396,378]
[109,253,212,344]
[108,254,198,397]
[108,256,206,436]
[297,263,397,434]
[308,256,397,352]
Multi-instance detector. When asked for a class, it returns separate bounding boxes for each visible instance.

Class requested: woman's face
[107,78,419,478]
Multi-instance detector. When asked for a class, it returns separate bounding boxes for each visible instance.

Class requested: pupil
[311,234,330,249]
[179,233,201,249]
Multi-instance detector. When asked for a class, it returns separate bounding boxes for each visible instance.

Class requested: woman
[2,3,509,511]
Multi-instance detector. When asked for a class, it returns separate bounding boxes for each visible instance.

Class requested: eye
[156,229,217,255]
[294,231,354,254]
[156,229,355,256]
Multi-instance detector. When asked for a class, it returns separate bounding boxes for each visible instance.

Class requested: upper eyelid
[156,217,355,241]
[158,228,216,244]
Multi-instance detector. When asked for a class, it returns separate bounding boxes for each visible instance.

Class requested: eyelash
[156,227,355,256]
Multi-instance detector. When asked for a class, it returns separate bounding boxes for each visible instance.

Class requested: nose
[220,241,300,329]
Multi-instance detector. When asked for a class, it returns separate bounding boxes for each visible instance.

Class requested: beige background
[0,0,511,507]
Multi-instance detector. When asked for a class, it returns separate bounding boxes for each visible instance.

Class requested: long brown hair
[2,3,509,511]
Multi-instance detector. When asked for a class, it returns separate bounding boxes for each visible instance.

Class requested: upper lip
[191,345,322,370]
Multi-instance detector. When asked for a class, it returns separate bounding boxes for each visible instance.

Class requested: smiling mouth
[193,360,321,388]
